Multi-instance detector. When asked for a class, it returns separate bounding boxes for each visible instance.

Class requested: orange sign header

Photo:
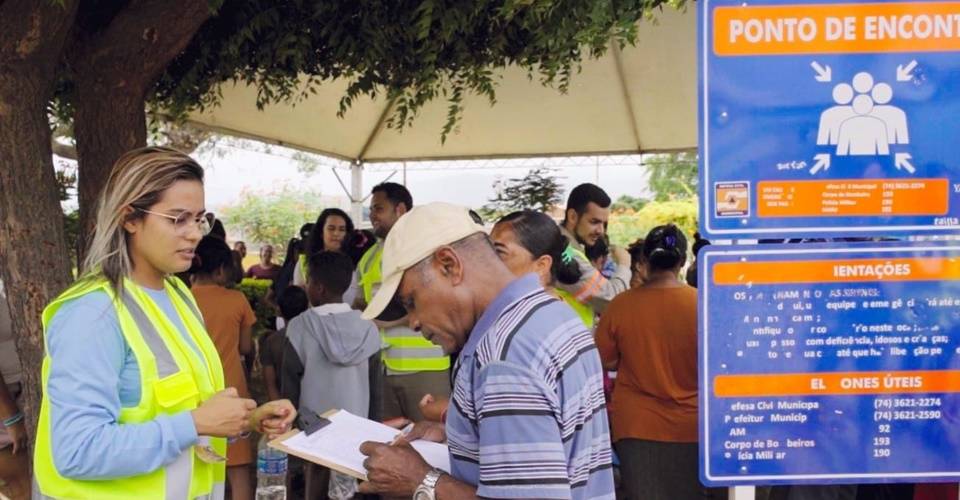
[714,2,960,56]
[714,370,960,397]
[713,257,960,285]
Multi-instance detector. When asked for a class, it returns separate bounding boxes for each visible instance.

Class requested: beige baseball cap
[361,202,486,321]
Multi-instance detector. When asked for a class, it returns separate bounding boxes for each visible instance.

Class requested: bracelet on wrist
[3,411,23,427]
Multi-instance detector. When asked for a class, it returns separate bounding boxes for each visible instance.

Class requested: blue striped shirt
[446,274,615,499]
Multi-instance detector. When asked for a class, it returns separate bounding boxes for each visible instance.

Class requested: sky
[57,139,653,222]
[194,140,652,216]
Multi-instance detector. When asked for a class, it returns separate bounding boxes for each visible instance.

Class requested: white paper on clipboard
[271,409,450,480]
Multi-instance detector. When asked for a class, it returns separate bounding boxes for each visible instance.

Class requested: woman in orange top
[190,236,257,500]
[596,224,717,500]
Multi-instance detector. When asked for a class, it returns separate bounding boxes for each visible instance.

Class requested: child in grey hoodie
[280,250,381,421]
[280,251,382,499]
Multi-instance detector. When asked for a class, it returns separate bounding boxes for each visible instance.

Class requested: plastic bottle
[255,435,287,500]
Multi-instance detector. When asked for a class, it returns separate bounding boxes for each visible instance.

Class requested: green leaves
[207,0,225,13]
[414,0,436,41]
[154,0,682,146]
[608,196,698,248]
[219,186,330,248]
[607,151,699,246]
[612,194,648,212]
[482,167,565,219]
[645,151,698,202]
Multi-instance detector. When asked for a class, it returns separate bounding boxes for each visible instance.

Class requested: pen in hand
[390,423,415,445]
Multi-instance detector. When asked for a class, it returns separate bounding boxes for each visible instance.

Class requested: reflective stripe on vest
[299,254,308,282]
[120,291,180,377]
[381,327,449,371]
[357,243,450,373]
[32,480,225,500]
[34,277,226,499]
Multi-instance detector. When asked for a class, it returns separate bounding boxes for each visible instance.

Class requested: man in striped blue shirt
[358,203,614,499]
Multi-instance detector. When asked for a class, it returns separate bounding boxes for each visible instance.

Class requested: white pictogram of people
[816,72,909,156]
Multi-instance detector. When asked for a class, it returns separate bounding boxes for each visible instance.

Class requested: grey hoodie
[280,303,382,418]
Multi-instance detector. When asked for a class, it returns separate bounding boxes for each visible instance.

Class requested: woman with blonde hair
[33,146,296,500]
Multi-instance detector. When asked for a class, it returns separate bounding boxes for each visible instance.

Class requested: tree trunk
[0,0,79,447]
[0,78,73,447]
[74,87,148,258]
[72,0,213,259]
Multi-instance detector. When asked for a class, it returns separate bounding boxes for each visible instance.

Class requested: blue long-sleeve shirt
[45,287,202,479]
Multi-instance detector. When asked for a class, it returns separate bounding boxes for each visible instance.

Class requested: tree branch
[69,0,213,97]
[51,138,77,160]
[0,0,78,66]
[69,0,215,263]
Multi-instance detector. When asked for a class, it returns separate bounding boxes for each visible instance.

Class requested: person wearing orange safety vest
[33,147,295,500]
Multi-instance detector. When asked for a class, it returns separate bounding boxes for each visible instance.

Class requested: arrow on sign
[897,60,918,82]
[894,152,916,174]
[810,153,831,175]
[810,61,832,82]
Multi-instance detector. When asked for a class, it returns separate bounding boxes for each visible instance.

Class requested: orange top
[190,284,256,398]
[596,285,698,443]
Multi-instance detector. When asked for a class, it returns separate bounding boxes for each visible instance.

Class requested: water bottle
[255,435,287,500]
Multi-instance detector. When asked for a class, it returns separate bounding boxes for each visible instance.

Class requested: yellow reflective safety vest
[34,277,227,500]
[557,289,595,329]
[357,242,449,373]
[299,254,308,282]
[357,242,383,304]
[558,246,596,329]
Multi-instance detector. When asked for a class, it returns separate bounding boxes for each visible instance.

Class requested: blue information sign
[700,242,960,485]
[699,0,960,239]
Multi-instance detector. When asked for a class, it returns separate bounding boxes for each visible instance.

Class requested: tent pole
[729,486,755,500]
[352,161,364,225]
[611,41,643,152]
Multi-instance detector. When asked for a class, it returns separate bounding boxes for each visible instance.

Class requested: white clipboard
[269,409,450,481]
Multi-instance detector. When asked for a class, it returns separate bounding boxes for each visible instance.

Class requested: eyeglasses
[136,208,214,236]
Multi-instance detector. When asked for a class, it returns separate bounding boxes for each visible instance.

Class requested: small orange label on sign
[714,370,960,397]
[716,181,751,217]
[756,178,948,218]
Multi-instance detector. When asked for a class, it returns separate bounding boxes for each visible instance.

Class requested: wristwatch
[413,468,445,500]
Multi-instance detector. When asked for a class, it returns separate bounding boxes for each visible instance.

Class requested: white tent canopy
[186,7,697,164]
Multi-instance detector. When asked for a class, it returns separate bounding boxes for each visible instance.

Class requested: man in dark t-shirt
[246,244,280,281]
[258,286,308,401]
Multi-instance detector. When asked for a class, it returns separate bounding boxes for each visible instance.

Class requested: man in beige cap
[357,203,614,500]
